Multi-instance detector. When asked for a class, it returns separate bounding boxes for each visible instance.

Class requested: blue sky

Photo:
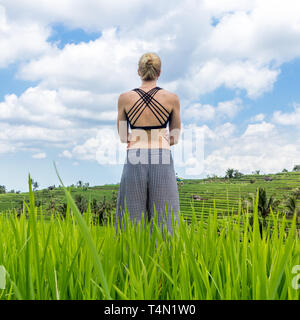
[0,0,300,192]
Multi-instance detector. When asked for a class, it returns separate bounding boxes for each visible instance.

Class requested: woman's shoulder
[158,88,179,100]
[157,88,180,109]
[117,90,133,105]
[118,89,136,101]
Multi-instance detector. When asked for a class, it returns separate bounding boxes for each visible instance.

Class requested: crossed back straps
[125,86,171,130]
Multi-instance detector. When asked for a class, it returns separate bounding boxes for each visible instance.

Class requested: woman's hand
[127,132,132,148]
[127,132,141,148]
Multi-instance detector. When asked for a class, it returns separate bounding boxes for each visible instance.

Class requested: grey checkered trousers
[115,148,180,235]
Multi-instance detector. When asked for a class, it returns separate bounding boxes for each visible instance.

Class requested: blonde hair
[138,52,161,81]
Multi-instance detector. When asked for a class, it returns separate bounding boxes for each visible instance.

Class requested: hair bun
[145,58,153,67]
[138,52,161,81]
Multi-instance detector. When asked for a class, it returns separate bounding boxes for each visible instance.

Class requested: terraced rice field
[179,172,300,221]
[1,172,299,224]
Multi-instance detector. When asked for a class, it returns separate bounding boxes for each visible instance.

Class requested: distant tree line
[225,168,244,179]
[281,165,300,173]
[2,165,300,196]
[0,185,21,194]
[223,164,300,179]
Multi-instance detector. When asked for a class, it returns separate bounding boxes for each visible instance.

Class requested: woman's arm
[168,94,181,146]
[117,93,129,143]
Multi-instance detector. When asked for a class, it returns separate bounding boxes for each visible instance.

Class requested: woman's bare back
[123,87,175,128]
[117,87,181,149]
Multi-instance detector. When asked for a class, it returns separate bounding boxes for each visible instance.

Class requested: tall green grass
[0,173,299,300]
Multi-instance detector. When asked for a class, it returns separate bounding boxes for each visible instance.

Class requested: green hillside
[180,171,300,220]
[1,172,299,221]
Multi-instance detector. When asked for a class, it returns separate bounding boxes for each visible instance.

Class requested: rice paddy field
[0,172,300,300]
[1,171,299,221]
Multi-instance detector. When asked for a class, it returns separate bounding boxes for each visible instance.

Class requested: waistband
[126,148,171,154]
[125,148,172,165]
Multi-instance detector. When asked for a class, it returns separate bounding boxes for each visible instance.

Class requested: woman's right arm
[168,93,181,146]
[117,93,129,144]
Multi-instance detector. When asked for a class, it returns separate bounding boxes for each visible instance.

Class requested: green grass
[0,175,299,300]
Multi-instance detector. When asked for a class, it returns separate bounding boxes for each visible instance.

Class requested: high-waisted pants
[115,148,180,235]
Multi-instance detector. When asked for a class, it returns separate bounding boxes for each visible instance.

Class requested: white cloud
[0,83,120,154]
[180,59,279,99]
[17,27,162,94]
[203,0,254,15]
[242,121,275,137]
[0,86,118,129]
[1,0,180,32]
[0,122,99,157]
[0,87,71,128]
[272,103,300,126]
[203,122,300,175]
[32,152,46,159]
[71,127,126,164]
[72,137,101,161]
[251,113,265,122]
[184,103,215,122]
[204,0,300,65]
[0,142,15,154]
[213,122,236,141]
[0,5,54,68]
[59,150,72,159]
[183,98,242,122]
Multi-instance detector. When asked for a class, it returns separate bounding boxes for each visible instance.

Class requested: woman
[115,52,181,235]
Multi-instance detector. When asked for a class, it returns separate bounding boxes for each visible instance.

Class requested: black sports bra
[125,86,172,130]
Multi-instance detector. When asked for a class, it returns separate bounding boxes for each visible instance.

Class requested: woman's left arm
[168,93,181,146]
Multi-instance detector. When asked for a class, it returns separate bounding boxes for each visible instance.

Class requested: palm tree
[33,181,39,191]
[291,187,300,199]
[74,194,88,213]
[83,182,90,191]
[257,188,280,218]
[285,196,300,224]
[225,168,234,179]
[285,196,297,216]
[233,169,243,178]
[293,165,300,172]
[0,185,6,194]
[30,178,39,191]
[246,188,280,219]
